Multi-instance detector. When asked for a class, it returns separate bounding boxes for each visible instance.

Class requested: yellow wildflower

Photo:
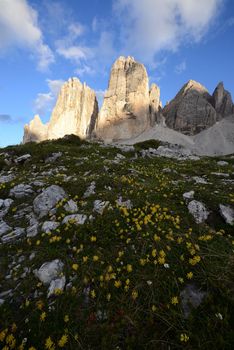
[90,236,97,242]
[171,296,179,305]
[186,272,193,279]
[45,337,54,350]
[64,315,69,323]
[90,290,96,298]
[72,263,79,271]
[180,333,189,342]
[114,280,122,288]
[126,264,133,273]
[58,334,68,348]
[132,290,138,300]
[93,255,99,262]
[40,312,46,321]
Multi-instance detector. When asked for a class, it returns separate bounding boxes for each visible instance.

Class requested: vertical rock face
[163,80,218,135]
[47,78,98,140]
[23,78,98,143]
[212,82,233,117]
[95,56,155,141]
[23,115,48,143]
[149,84,164,125]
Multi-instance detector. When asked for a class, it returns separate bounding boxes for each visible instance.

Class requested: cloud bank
[0,0,54,70]
[113,0,224,63]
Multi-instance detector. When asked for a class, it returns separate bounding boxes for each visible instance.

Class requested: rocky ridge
[23,56,234,148]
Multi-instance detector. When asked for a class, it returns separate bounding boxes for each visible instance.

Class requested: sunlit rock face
[163,80,218,135]
[95,56,161,141]
[23,78,98,143]
[47,78,98,140]
[23,115,48,143]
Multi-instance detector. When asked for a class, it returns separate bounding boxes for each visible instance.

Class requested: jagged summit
[23,56,234,144]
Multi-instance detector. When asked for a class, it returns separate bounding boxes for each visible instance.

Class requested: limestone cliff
[23,78,98,143]
[95,56,161,141]
[23,115,48,143]
[47,78,98,140]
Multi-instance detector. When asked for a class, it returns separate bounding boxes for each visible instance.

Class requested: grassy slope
[0,137,233,350]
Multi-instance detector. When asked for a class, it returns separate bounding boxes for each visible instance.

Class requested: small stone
[211,172,229,177]
[0,221,12,236]
[64,200,78,213]
[27,223,39,238]
[180,284,207,318]
[33,185,66,218]
[0,174,15,184]
[188,200,209,224]
[45,152,62,163]
[34,259,64,285]
[1,228,25,243]
[83,182,96,198]
[217,161,228,166]
[47,276,66,297]
[93,200,109,214]
[15,154,31,164]
[62,214,87,225]
[183,191,195,201]
[219,204,234,225]
[116,197,133,209]
[10,184,34,199]
[42,221,60,233]
[192,176,208,184]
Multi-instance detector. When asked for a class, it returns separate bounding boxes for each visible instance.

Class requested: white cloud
[34,79,64,115]
[113,0,224,63]
[175,60,187,74]
[57,46,93,63]
[0,0,54,70]
[75,65,95,76]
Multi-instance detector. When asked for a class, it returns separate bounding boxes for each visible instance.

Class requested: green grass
[0,138,233,349]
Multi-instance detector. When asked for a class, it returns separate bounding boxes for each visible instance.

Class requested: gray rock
[183,191,195,201]
[180,284,207,318]
[212,82,234,117]
[1,228,25,244]
[10,184,34,199]
[93,200,109,214]
[15,154,31,164]
[192,176,208,184]
[217,161,229,166]
[116,197,133,209]
[33,185,66,218]
[27,223,39,238]
[45,152,62,163]
[0,221,12,236]
[163,80,218,135]
[34,259,64,285]
[0,174,15,184]
[42,221,60,233]
[211,172,229,177]
[219,204,234,225]
[62,214,87,225]
[0,198,13,219]
[188,200,209,224]
[47,276,66,297]
[83,182,96,198]
[64,199,78,213]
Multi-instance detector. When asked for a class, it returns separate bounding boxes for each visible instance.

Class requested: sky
[0,0,234,147]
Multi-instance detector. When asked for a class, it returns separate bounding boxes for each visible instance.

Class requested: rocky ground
[0,135,233,349]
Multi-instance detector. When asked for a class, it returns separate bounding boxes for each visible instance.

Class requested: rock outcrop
[212,82,233,117]
[23,78,98,143]
[23,115,48,143]
[163,80,218,135]
[95,56,161,141]
[47,78,98,140]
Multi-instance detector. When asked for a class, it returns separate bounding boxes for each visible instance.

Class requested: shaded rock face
[95,56,161,141]
[212,82,234,117]
[163,80,218,135]
[163,80,234,135]
[23,78,98,143]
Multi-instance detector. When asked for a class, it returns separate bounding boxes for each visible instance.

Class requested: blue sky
[0,0,234,147]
